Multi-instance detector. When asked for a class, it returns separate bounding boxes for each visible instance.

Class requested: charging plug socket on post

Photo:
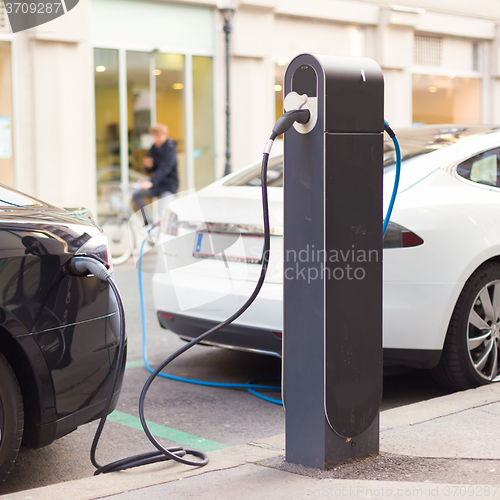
[283,91,317,134]
[283,54,384,470]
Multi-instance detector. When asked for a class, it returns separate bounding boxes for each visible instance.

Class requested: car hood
[0,205,97,226]
[0,205,102,254]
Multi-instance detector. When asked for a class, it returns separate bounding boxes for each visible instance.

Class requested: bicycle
[99,184,162,265]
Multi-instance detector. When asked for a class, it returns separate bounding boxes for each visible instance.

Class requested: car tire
[432,262,500,391]
[0,352,24,483]
[100,215,134,265]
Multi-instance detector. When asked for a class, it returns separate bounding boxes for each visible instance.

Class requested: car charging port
[65,255,111,280]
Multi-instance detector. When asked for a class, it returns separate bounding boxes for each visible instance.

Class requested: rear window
[224,157,284,187]
[224,125,500,188]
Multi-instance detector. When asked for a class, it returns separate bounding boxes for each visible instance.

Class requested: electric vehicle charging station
[283,54,384,469]
[76,52,394,477]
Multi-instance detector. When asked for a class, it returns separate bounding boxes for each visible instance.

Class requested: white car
[152,125,500,391]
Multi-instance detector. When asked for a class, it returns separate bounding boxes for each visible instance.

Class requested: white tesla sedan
[152,125,500,391]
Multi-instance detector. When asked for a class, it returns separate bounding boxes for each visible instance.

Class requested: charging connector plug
[66,255,111,281]
[264,109,311,155]
[272,109,310,139]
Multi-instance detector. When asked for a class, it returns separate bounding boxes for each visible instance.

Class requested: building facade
[1,0,500,216]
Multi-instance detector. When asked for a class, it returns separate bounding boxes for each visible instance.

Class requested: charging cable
[70,109,400,475]
[383,120,401,236]
[67,255,200,473]
[137,233,282,405]
[67,110,299,474]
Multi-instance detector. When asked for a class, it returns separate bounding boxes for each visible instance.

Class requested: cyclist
[132,122,178,225]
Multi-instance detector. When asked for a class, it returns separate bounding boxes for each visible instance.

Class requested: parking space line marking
[125,360,150,369]
[107,411,228,452]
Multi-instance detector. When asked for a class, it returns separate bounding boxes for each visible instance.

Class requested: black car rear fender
[0,324,56,448]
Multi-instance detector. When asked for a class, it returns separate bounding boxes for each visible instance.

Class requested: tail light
[383,222,424,248]
[158,312,174,320]
[75,233,113,273]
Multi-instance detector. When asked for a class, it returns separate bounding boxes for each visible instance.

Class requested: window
[274,62,286,124]
[414,35,443,67]
[412,74,481,125]
[0,41,14,186]
[193,56,215,190]
[457,149,500,187]
[94,47,215,218]
[155,53,185,188]
[94,48,120,217]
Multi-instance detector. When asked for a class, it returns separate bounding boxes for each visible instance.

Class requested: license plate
[193,231,264,264]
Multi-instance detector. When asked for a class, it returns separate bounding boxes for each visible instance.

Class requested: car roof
[385,124,500,165]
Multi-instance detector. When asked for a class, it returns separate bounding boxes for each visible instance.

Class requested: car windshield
[225,125,500,188]
[0,186,39,207]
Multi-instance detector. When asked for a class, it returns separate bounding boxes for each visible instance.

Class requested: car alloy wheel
[467,280,500,382]
[433,263,500,391]
[0,352,24,484]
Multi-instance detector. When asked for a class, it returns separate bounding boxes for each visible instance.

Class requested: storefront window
[0,42,14,186]
[155,53,185,190]
[95,47,214,216]
[193,56,214,190]
[94,48,120,216]
[412,74,481,125]
[274,62,286,123]
[126,51,152,180]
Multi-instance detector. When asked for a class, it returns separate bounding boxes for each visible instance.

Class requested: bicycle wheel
[100,215,135,265]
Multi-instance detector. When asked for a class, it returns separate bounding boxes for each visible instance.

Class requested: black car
[0,185,125,482]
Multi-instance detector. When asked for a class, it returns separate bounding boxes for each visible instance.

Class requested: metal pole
[220,8,234,176]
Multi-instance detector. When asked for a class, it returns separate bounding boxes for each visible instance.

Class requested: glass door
[155,53,185,191]
[126,51,153,181]
[193,56,215,190]
[94,48,214,217]
[94,48,120,217]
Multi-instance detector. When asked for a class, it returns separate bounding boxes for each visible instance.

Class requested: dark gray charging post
[283,54,384,468]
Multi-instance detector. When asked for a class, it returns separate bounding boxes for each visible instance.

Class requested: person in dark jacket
[132,122,178,225]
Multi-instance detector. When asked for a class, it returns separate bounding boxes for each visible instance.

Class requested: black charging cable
[66,109,311,475]
[68,107,404,476]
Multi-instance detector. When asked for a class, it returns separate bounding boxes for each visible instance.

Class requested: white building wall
[228,5,275,168]
[13,2,95,212]
[6,0,500,206]
[224,0,500,170]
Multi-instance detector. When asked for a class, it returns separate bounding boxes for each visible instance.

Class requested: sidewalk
[4,384,500,500]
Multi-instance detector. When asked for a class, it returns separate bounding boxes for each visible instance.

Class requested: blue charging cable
[383,120,402,237]
[137,121,400,408]
[137,236,283,405]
